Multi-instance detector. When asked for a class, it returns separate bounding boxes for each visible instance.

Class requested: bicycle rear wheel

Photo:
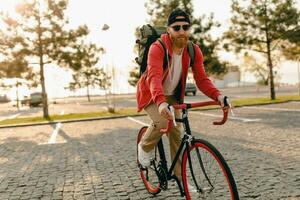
[182,139,239,200]
[136,126,161,195]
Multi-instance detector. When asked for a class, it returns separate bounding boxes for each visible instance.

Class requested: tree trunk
[37,14,49,118]
[298,58,300,96]
[40,61,49,118]
[267,50,275,100]
[264,2,276,100]
[87,84,90,102]
[16,81,20,110]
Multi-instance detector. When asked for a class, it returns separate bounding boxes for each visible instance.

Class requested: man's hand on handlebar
[159,100,230,133]
[217,95,231,108]
[158,102,173,120]
[217,95,234,116]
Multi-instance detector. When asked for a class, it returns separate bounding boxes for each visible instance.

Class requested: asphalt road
[0,86,299,120]
[0,101,299,199]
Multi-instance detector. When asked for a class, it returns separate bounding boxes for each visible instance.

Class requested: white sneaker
[138,143,151,167]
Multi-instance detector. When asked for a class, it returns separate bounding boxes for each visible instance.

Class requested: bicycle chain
[156,163,168,190]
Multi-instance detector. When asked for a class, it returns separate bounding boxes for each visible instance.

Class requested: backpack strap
[187,41,195,67]
[157,38,169,70]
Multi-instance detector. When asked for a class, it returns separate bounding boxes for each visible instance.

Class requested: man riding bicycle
[136,8,227,182]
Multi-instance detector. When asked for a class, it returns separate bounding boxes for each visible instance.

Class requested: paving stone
[0,113,299,199]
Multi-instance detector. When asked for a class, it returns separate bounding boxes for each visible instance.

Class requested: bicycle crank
[156,163,168,190]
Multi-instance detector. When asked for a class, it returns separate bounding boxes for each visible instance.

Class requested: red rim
[137,127,161,194]
[182,143,234,200]
[140,171,161,194]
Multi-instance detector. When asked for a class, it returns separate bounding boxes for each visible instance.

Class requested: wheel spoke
[182,140,239,200]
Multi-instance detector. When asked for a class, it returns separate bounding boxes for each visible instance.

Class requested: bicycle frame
[156,101,229,196]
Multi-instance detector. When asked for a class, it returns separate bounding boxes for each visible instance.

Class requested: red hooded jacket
[136,33,221,112]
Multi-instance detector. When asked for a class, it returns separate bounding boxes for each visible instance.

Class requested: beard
[170,34,188,49]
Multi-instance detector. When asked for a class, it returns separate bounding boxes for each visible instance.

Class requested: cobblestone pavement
[0,102,299,199]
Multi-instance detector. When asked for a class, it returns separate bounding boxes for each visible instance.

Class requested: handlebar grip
[224,96,229,107]
[161,100,229,131]
[213,108,229,125]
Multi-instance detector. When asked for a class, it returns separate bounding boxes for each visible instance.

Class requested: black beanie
[167,8,190,26]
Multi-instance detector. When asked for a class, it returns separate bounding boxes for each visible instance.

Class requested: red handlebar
[160,101,229,134]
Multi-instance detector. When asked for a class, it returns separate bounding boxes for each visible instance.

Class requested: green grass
[190,95,300,111]
[1,95,299,127]
[0,108,144,127]
[232,95,300,107]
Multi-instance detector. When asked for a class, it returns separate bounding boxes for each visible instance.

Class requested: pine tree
[129,0,228,86]
[224,0,300,99]
[68,44,110,102]
[0,0,89,118]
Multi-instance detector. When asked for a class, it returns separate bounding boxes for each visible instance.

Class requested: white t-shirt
[163,52,183,95]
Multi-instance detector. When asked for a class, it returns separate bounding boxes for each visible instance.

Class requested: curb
[0,113,147,129]
[1,99,299,129]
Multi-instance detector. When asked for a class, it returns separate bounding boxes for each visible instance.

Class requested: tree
[146,0,228,76]
[0,0,89,118]
[146,0,193,26]
[243,54,270,85]
[0,48,38,109]
[129,0,228,86]
[243,52,282,86]
[223,0,300,100]
[128,28,141,87]
[281,39,300,95]
[191,14,228,76]
[69,67,111,102]
[128,65,140,87]
[68,43,110,102]
[281,41,300,61]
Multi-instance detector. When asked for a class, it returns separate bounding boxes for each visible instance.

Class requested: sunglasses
[171,24,191,32]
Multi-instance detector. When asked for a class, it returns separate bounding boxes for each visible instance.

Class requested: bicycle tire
[136,126,161,195]
[182,139,239,200]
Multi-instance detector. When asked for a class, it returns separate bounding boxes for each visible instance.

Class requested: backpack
[135,24,195,77]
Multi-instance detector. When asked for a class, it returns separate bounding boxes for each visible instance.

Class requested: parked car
[185,83,197,96]
[21,92,43,107]
[0,94,10,103]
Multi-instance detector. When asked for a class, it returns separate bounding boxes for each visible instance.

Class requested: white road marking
[191,111,261,123]
[48,122,61,144]
[127,117,149,126]
[243,106,300,112]
[0,113,21,122]
[47,110,65,144]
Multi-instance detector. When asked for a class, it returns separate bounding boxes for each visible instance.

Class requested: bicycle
[136,97,239,200]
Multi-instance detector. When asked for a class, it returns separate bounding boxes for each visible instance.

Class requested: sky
[0,0,299,98]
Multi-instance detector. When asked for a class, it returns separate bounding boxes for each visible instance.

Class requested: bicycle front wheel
[182,139,239,200]
[136,126,161,195]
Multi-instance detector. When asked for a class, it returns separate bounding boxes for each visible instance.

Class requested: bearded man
[136,8,226,181]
